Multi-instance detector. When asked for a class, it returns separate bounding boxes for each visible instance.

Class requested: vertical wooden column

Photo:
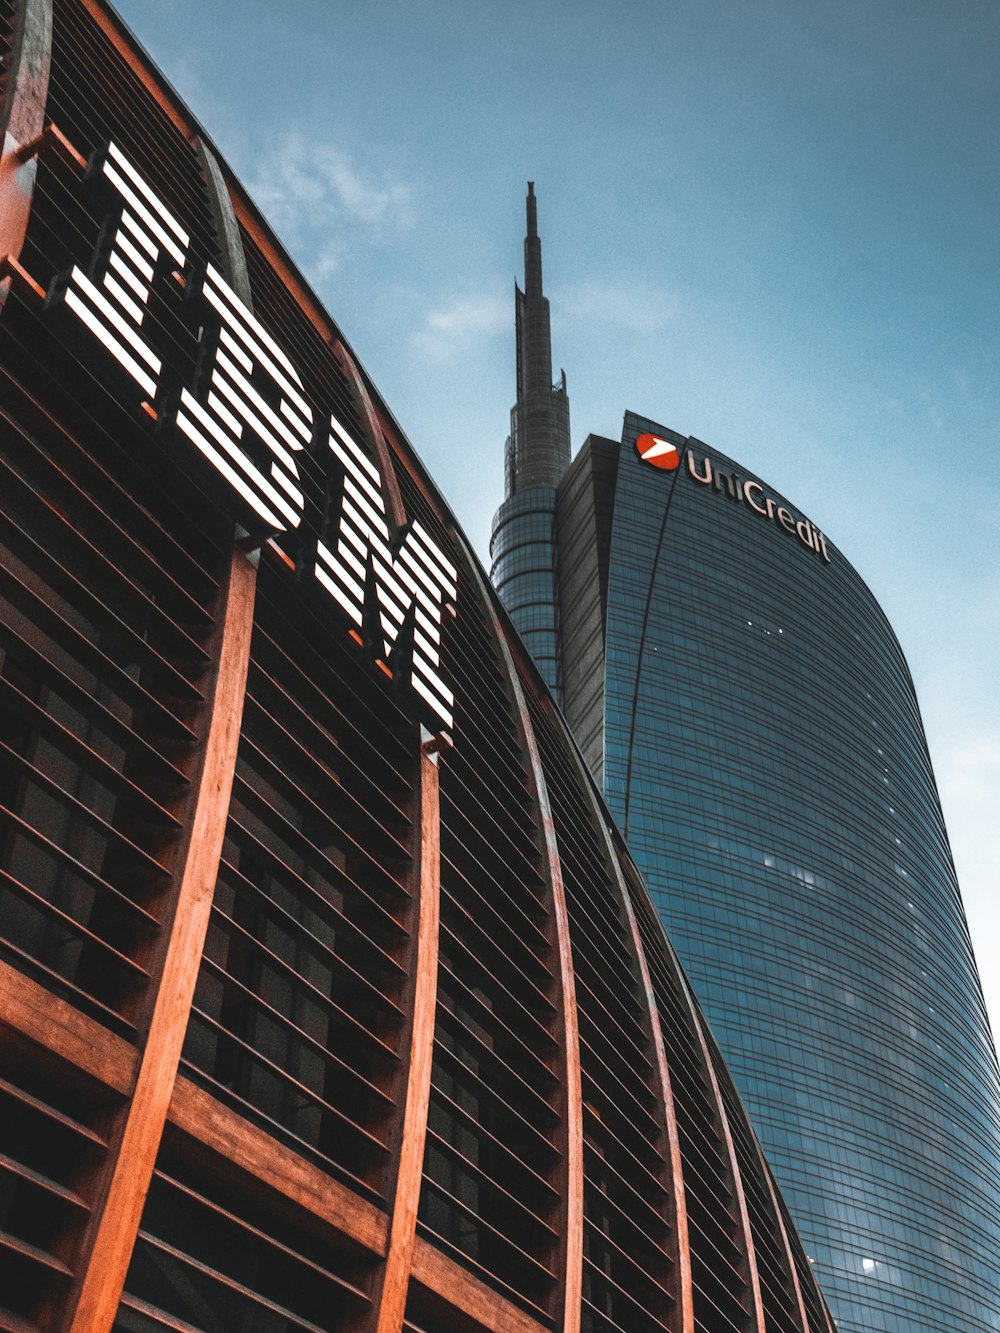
[555,710,693,1333]
[672,958,766,1333]
[369,739,442,1333]
[458,542,583,1333]
[66,544,257,1333]
[0,0,52,310]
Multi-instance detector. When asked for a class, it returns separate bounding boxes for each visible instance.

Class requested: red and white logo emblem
[635,433,680,470]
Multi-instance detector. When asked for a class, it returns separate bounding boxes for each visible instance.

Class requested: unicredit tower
[491,190,1000,1331]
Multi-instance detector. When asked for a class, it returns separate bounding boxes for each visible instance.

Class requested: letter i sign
[635,433,680,470]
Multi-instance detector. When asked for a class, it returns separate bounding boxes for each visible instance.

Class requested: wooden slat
[0,1304,42,1333]
[332,338,406,532]
[0,1151,88,1211]
[0,392,219,613]
[0,1228,72,1278]
[410,1235,548,1333]
[0,672,182,829]
[133,1231,334,1333]
[0,958,135,1093]
[0,1073,106,1148]
[0,598,192,786]
[66,546,257,1333]
[0,803,161,927]
[168,1073,389,1258]
[0,865,151,982]
[0,562,198,743]
[74,0,196,139]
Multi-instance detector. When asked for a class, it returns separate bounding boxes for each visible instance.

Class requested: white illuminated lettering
[46,142,461,728]
[176,263,308,532]
[318,414,457,730]
[50,140,189,397]
[742,479,768,516]
[688,452,832,565]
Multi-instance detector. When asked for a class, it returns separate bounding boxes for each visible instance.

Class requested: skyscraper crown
[505,183,571,496]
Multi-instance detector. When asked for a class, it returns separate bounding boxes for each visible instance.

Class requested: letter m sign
[316,414,457,732]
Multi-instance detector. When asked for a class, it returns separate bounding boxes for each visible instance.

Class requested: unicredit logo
[635,433,680,470]
[686,451,830,563]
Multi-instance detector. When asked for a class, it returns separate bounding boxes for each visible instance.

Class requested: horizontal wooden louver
[0,357,226,1035]
[709,1036,803,1331]
[114,1131,374,1332]
[0,1036,121,1329]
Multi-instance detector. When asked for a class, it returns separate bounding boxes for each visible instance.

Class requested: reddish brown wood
[0,0,51,311]
[410,1236,549,1333]
[371,743,441,1333]
[168,1074,389,1259]
[12,121,85,170]
[66,547,257,1333]
[673,963,766,1332]
[456,542,583,1333]
[0,959,135,1093]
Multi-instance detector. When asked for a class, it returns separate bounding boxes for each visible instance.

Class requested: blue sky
[114,0,1000,1031]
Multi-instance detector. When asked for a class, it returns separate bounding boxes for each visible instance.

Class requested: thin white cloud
[244,129,414,277]
[555,279,680,333]
[935,730,1000,1029]
[414,292,509,361]
[939,734,1000,809]
[413,277,678,363]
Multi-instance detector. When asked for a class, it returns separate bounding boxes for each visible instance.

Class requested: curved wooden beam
[0,0,52,309]
[457,541,583,1333]
[370,739,441,1333]
[331,339,407,532]
[194,137,252,305]
[65,545,257,1333]
[551,709,693,1333]
[672,959,766,1333]
[0,0,51,145]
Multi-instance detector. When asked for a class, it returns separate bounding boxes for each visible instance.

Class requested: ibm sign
[46,142,457,732]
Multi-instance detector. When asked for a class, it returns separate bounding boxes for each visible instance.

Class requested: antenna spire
[504,182,571,496]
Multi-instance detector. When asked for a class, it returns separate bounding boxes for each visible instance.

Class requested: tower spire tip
[526,180,538,239]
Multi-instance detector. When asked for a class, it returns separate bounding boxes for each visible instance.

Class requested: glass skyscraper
[491,183,571,695]
[493,193,1000,1332]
